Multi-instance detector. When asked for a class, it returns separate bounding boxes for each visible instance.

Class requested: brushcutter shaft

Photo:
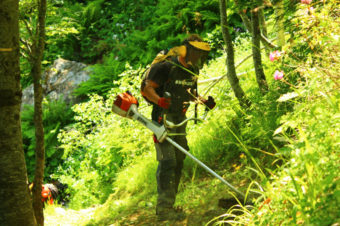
[127,104,168,142]
[111,92,245,198]
[165,137,245,198]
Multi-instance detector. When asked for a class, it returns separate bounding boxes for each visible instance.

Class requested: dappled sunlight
[44,205,96,226]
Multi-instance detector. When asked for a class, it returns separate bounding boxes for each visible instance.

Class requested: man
[141,34,216,221]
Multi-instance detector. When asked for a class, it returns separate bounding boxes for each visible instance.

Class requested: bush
[55,66,154,209]
[22,99,74,182]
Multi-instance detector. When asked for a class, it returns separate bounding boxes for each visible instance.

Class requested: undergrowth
[21,99,74,182]
[215,1,340,225]
[46,1,340,225]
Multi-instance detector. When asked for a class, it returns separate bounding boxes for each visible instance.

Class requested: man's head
[183,34,211,70]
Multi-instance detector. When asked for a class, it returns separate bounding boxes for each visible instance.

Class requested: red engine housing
[112,92,138,117]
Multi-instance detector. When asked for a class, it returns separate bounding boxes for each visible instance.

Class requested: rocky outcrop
[22,58,90,107]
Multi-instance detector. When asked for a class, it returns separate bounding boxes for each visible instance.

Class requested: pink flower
[301,0,312,4]
[269,50,282,62]
[274,70,284,80]
[307,6,315,14]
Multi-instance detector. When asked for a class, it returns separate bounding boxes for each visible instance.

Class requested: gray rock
[22,58,90,107]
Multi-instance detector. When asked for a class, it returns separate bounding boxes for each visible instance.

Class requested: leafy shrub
[73,54,126,97]
[21,99,74,182]
[56,66,154,209]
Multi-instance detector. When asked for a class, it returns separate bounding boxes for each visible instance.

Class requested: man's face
[190,49,209,70]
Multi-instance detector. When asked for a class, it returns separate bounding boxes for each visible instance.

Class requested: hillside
[41,1,340,225]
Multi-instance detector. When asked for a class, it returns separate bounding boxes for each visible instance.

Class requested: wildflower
[274,70,284,80]
[232,164,241,171]
[307,6,315,15]
[240,153,246,159]
[269,50,282,61]
[301,0,312,4]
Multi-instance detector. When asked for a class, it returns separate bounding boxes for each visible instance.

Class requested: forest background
[0,0,339,225]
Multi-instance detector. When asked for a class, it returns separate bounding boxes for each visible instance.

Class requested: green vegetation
[19,0,339,225]
[22,99,74,182]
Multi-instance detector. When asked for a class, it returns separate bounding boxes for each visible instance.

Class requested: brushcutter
[112,92,246,199]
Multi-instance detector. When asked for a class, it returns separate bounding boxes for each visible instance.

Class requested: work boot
[156,207,186,222]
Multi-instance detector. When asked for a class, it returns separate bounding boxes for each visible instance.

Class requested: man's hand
[203,96,216,109]
[158,97,171,109]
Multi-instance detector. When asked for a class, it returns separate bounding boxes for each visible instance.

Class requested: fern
[22,99,74,181]
[82,0,105,27]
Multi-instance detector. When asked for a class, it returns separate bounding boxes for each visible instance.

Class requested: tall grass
[214,1,340,225]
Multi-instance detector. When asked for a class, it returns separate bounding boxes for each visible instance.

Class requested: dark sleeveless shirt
[147,57,198,121]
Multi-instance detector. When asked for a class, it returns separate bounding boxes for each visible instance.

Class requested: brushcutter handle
[162,92,206,129]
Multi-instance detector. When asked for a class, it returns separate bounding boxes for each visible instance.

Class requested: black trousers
[154,114,188,213]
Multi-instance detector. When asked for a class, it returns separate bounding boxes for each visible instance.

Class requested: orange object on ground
[41,184,54,204]
[29,183,57,205]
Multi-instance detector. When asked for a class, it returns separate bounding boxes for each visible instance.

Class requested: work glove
[203,96,216,110]
[157,97,171,109]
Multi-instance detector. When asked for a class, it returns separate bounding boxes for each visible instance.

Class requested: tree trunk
[31,68,45,226]
[259,9,268,38]
[31,0,47,225]
[0,0,37,225]
[234,0,277,49]
[259,8,269,54]
[276,0,285,48]
[219,0,250,108]
[251,7,268,94]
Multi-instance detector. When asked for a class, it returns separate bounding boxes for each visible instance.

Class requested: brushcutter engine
[112,92,168,142]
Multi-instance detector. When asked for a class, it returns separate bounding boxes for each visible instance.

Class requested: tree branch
[199,47,264,86]
[20,38,32,57]
[23,19,34,39]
